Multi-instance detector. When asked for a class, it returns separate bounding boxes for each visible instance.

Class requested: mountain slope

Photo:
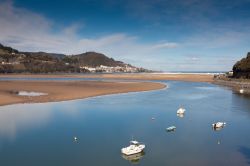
[0,43,147,73]
[72,52,128,67]
[0,43,18,54]
[22,52,66,60]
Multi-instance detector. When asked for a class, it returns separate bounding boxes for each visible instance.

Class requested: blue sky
[0,0,250,71]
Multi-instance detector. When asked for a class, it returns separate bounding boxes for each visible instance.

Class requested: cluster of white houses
[80,65,139,73]
[1,61,20,65]
[0,53,25,65]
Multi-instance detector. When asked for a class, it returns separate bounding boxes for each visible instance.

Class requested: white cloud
[0,0,177,61]
[181,20,250,49]
[1,0,245,72]
[151,42,178,49]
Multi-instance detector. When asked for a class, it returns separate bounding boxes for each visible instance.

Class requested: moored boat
[177,107,186,114]
[121,140,145,156]
[166,126,176,132]
[212,122,226,129]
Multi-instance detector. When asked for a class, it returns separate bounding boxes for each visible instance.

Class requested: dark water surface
[0,81,250,166]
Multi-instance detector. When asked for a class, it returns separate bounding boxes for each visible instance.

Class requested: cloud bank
[0,0,177,66]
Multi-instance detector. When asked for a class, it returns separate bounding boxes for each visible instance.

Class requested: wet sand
[0,73,213,82]
[0,80,166,106]
[100,73,213,82]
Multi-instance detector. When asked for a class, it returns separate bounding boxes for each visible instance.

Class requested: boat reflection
[212,126,224,131]
[177,113,184,118]
[121,152,145,164]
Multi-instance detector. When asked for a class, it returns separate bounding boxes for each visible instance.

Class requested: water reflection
[177,113,184,118]
[121,152,145,164]
[0,101,81,141]
[196,86,221,91]
[212,126,225,131]
[238,146,250,164]
[0,104,53,140]
[177,93,209,100]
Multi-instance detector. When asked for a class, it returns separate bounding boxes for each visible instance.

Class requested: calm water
[0,81,250,166]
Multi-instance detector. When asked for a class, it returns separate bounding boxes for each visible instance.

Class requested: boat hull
[212,122,226,129]
[121,145,145,156]
[177,108,186,114]
[166,126,176,132]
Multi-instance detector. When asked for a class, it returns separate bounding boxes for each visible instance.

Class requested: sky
[0,0,250,71]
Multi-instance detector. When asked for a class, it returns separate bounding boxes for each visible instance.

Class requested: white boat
[166,126,176,132]
[212,122,226,129]
[121,140,145,156]
[239,89,244,94]
[177,107,186,114]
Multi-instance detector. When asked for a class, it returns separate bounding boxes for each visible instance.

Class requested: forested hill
[233,52,250,79]
[0,43,148,73]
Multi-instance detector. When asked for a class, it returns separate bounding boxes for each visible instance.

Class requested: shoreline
[213,78,250,94]
[0,73,214,106]
[0,80,166,106]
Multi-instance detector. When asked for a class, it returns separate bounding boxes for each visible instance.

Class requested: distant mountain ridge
[22,51,66,60]
[0,43,148,73]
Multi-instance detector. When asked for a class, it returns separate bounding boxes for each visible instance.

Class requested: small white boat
[177,107,186,114]
[239,89,244,94]
[121,140,145,156]
[166,126,176,132]
[212,122,226,129]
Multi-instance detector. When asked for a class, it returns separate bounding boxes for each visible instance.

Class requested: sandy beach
[100,73,214,82]
[0,73,214,82]
[0,80,165,106]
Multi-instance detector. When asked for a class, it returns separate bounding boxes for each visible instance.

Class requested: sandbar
[0,80,166,106]
[0,73,214,82]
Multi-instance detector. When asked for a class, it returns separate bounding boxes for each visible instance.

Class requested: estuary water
[0,81,250,166]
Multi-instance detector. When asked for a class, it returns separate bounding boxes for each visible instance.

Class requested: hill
[0,43,148,73]
[22,52,66,60]
[72,52,128,67]
[233,52,250,78]
[0,43,18,54]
